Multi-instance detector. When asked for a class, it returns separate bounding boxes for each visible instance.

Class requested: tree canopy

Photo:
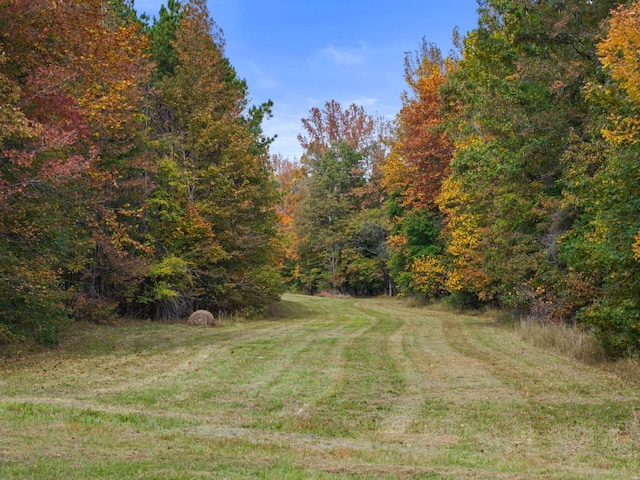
[4,0,640,357]
[0,0,280,344]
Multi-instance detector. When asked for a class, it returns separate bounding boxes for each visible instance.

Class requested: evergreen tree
[143,0,281,318]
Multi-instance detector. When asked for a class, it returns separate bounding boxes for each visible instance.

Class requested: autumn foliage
[0,0,280,344]
[289,101,390,295]
[282,1,640,357]
[383,40,453,210]
[6,0,640,357]
[597,2,640,144]
[378,0,640,355]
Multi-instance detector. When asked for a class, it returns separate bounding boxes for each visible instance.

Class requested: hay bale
[188,310,216,327]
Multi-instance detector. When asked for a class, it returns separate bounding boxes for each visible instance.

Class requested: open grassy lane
[1,294,639,479]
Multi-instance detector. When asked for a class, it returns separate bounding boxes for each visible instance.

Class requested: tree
[0,0,151,342]
[593,1,640,144]
[150,0,183,79]
[383,40,454,210]
[437,0,621,309]
[292,101,389,295]
[0,0,281,344]
[561,1,640,355]
[271,154,304,285]
[294,142,365,292]
[382,40,454,298]
[298,100,376,156]
[143,0,281,318]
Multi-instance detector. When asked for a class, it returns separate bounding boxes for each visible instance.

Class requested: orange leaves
[74,11,150,147]
[382,41,457,298]
[384,42,453,209]
[595,2,640,144]
[599,3,640,104]
[1,0,150,185]
[272,154,303,233]
[298,100,376,157]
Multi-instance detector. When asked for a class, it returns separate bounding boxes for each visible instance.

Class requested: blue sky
[135,0,480,159]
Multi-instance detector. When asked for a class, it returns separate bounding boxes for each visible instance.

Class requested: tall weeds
[518,319,607,363]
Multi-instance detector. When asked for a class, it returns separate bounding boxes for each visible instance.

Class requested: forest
[2,0,640,358]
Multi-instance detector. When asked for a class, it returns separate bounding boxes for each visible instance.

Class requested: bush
[578,300,640,358]
[0,263,68,346]
[72,293,120,324]
[444,289,482,310]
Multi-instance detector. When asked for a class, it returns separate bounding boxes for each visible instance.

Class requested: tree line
[279,0,640,357]
[3,0,640,358]
[0,0,280,345]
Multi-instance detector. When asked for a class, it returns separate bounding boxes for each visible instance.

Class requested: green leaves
[433,0,620,309]
[142,0,281,318]
[291,101,390,295]
[0,0,282,343]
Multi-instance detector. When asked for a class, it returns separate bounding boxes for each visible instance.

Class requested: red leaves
[0,0,154,214]
[384,45,454,209]
[298,100,376,157]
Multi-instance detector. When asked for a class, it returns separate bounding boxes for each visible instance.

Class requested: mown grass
[1,294,640,479]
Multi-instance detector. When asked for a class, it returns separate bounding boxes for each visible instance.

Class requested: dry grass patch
[518,318,608,363]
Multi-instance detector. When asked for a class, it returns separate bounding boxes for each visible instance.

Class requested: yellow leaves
[293,263,301,279]
[437,176,471,217]
[446,213,481,257]
[595,2,640,144]
[453,133,484,155]
[436,177,486,294]
[633,231,640,262]
[601,116,640,145]
[445,269,465,293]
[0,75,33,146]
[416,68,445,97]
[583,219,609,246]
[381,148,412,197]
[599,3,640,102]
[442,211,483,293]
[411,256,446,295]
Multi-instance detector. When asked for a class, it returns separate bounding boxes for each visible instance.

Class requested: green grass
[1,294,640,479]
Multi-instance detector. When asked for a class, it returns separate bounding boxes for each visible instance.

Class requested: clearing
[1,294,639,479]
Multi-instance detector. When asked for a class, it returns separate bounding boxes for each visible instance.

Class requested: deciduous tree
[293,101,389,295]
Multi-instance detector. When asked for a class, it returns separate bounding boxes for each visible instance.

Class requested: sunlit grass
[1,294,639,479]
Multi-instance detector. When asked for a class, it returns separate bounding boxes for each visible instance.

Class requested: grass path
[1,294,639,479]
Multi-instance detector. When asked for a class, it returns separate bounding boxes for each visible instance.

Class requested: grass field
[1,294,639,479]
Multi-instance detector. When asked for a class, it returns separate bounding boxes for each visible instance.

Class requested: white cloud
[312,42,369,67]
[344,95,378,107]
[263,108,305,159]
